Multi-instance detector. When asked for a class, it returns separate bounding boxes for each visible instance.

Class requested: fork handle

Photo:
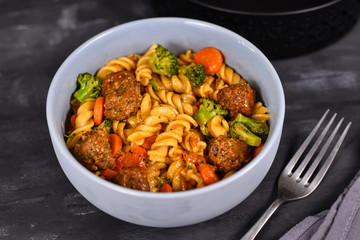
[241,197,284,240]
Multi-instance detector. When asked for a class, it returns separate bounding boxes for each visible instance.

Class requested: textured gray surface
[0,1,359,239]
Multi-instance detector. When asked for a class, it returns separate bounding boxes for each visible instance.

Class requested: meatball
[207,136,251,173]
[112,167,150,191]
[101,70,141,121]
[217,83,256,118]
[73,129,115,171]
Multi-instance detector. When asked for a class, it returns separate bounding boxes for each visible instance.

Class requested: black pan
[152,0,360,59]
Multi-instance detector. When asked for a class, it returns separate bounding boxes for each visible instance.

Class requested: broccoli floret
[228,113,267,147]
[178,64,206,88]
[194,98,228,136]
[96,118,112,133]
[228,122,262,147]
[73,73,101,103]
[149,45,179,78]
[233,113,267,136]
[149,78,163,90]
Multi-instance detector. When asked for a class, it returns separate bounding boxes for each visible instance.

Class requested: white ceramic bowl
[46,17,285,227]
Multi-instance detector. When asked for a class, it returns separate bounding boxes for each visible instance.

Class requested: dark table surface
[1,1,360,239]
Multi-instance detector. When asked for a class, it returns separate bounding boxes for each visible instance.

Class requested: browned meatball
[207,136,251,173]
[101,70,141,121]
[112,167,150,191]
[217,83,256,118]
[73,129,115,171]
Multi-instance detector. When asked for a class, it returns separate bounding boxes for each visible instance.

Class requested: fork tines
[283,109,352,187]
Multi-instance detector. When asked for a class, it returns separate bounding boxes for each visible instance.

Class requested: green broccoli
[178,64,206,88]
[228,113,267,147]
[96,118,112,133]
[149,78,163,90]
[149,45,179,78]
[233,113,267,136]
[73,73,101,103]
[194,98,228,136]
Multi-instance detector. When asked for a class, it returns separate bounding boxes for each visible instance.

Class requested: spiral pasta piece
[152,74,192,94]
[193,75,216,99]
[148,114,198,163]
[126,104,178,146]
[146,161,168,192]
[126,93,160,128]
[96,54,140,80]
[171,75,192,94]
[180,161,205,189]
[167,160,186,191]
[207,115,229,138]
[251,102,269,122]
[193,76,230,101]
[181,129,207,155]
[168,145,184,162]
[135,44,157,86]
[146,86,197,116]
[112,121,127,143]
[212,79,228,101]
[66,98,95,149]
[177,49,194,66]
[112,121,134,153]
[216,63,247,85]
[167,160,204,191]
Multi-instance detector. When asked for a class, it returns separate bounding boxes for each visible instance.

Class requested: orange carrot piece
[141,135,157,151]
[198,163,219,185]
[70,113,77,129]
[115,146,149,173]
[110,134,122,157]
[115,152,143,168]
[94,96,104,126]
[160,183,173,192]
[253,143,264,158]
[102,168,118,181]
[116,153,134,169]
[131,146,148,171]
[131,146,147,157]
[194,47,223,74]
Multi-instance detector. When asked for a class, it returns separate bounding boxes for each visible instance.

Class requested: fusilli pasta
[147,86,197,116]
[216,63,247,85]
[135,44,157,86]
[177,49,194,66]
[148,114,197,163]
[207,115,229,138]
[96,54,139,80]
[66,98,95,149]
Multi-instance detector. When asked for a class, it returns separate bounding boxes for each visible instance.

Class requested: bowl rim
[46,17,285,199]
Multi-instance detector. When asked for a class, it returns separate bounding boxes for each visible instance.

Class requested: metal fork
[241,110,352,240]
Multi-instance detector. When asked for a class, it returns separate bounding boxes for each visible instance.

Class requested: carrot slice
[115,152,148,173]
[102,168,118,181]
[70,113,77,129]
[110,134,122,157]
[194,47,223,74]
[94,96,104,126]
[160,183,173,192]
[131,146,147,157]
[198,163,219,185]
